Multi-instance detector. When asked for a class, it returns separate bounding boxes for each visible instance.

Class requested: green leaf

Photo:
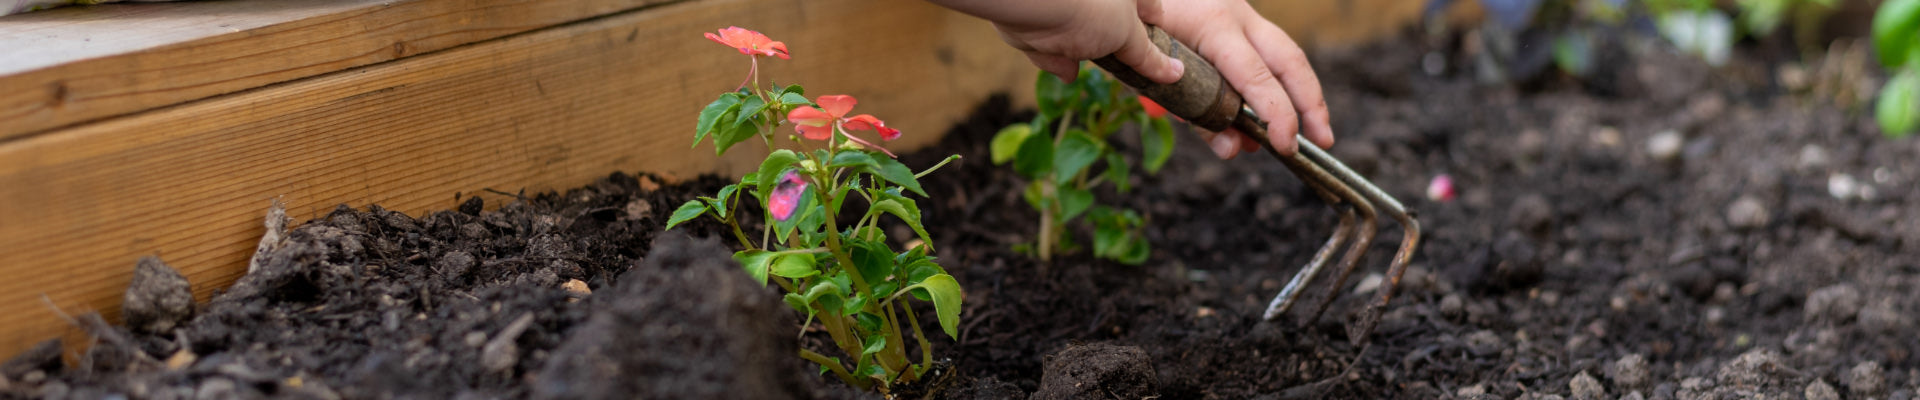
[860,334,887,357]
[829,150,878,168]
[711,184,739,219]
[870,281,899,300]
[1057,186,1094,222]
[695,93,742,146]
[712,111,759,155]
[848,239,895,289]
[735,95,769,129]
[755,150,802,198]
[784,293,811,314]
[869,196,933,250]
[1104,152,1132,193]
[1141,116,1175,173]
[665,200,709,231]
[1035,70,1074,120]
[733,250,776,286]
[903,274,964,338]
[1118,236,1150,265]
[1874,0,1920,68]
[869,155,927,197]
[1879,68,1920,138]
[1022,180,1046,211]
[770,253,819,279]
[1052,130,1103,183]
[1012,131,1055,179]
[990,124,1034,165]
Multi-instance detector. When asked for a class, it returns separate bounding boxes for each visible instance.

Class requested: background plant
[990,66,1174,264]
[1875,0,1920,137]
[666,26,965,391]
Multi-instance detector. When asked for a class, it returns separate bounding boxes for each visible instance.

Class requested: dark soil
[7,33,1920,400]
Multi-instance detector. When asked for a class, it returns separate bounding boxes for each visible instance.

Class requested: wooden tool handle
[1091,26,1244,133]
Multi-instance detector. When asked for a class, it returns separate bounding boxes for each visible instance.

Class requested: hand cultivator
[1093,27,1422,345]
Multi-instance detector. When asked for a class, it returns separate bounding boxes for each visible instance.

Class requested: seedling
[667,26,965,391]
[990,66,1175,264]
[1875,0,1920,137]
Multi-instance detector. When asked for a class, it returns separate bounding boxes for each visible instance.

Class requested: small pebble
[1647,130,1683,162]
[1806,379,1839,400]
[1466,330,1503,357]
[1726,196,1769,229]
[1439,294,1465,318]
[562,279,592,297]
[166,349,197,371]
[1353,273,1385,295]
[1846,361,1886,396]
[1704,306,1725,326]
[623,199,653,220]
[1718,349,1784,388]
[1798,145,1830,171]
[1828,173,1863,200]
[1570,371,1605,399]
[1804,284,1863,324]
[1594,126,1623,148]
[1610,354,1651,388]
[1621,391,1646,400]
[1195,307,1216,318]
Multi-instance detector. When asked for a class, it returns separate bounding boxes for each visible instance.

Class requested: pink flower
[1139,96,1168,119]
[769,170,809,221]
[704,26,789,59]
[786,95,902,156]
[1426,174,1456,202]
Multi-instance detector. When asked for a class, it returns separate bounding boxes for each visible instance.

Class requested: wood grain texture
[0,0,684,140]
[0,0,1034,358]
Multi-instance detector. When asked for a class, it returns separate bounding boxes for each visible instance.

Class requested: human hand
[927,0,1187,91]
[1152,0,1333,158]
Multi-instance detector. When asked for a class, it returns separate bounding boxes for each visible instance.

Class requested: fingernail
[1209,134,1236,159]
[1168,58,1185,80]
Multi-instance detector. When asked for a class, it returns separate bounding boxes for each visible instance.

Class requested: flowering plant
[991,66,1175,264]
[667,26,965,391]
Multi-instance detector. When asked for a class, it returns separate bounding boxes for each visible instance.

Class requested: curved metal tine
[1293,131,1424,343]
[1301,193,1377,326]
[1232,105,1383,325]
[1263,204,1353,320]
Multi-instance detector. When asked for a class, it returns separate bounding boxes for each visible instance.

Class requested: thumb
[1112,24,1185,84]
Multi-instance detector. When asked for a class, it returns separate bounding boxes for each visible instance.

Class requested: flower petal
[1138,95,1168,118]
[763,40,790,59]
[797,124,834,141]
[845,115,900,141]
[787,106,836,140]
[769,171,809,221]
[814,95,857,119]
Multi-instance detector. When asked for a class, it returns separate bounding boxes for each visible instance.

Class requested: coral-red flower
[1139,95,1168,119]
[787,95,903,156]
[769,170,809,221]
[704,26,789,59]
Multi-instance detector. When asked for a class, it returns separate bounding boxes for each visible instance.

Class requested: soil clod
[123,256,194,335]
[1031,343,1157,400]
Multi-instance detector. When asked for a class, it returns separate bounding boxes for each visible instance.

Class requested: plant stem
[817,309,864,366]
[901,301,934,368]
[728,219,755,250]
[878,299,911,380]
[800,348,868,389]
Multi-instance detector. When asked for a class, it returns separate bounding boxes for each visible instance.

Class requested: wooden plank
[0,0,1035,357]
[0,0,684,141]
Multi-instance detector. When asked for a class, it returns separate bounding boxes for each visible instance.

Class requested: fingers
[1023,51,1082,83]
[1245,19,1334,150]
[1196,30,1299,155]
[1111,22,1185,84]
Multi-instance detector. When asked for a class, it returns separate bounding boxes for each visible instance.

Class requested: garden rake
[1092,26,1422,345]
